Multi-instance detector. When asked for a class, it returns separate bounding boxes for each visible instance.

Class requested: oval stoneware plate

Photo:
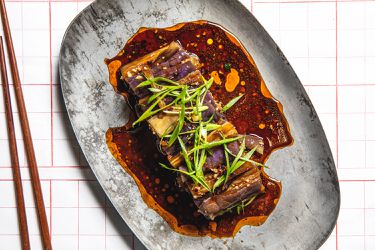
[59,0,340,249]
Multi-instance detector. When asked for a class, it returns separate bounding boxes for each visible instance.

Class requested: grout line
[5,0,93,2]
[306,2,310,86]
[0,206,111,209]
[338,207,375,210]
[0,179,97,181]
[3,109,375,116]
[335,0,339,249]
[278,0,281,45]
[50,180,53,241]
[0,111,66,114]
[20,0,24,87]
[2,178,370,182]
[364,181,366,249]
[48,0,54,167]
[336,167,375,169]
[2,82,375,87]
[0,233,134,236]
[0,138,81,141]
[304,83,375,86]
[339,180,375,182]
[0,166,90,168]
[335,0,339,169]
[78,180,80,249]
[9,205,375,209]
[364,2,368,172]
[254,0,375,4]
[3,83,61,85]
[104,196,107,250]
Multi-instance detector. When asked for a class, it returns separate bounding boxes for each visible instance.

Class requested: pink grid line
[104,196,107,250]
[5,0,91,2]
[48,0,53,168]
[77,179,79,249]
[334,0,339,248]
[363,181,366,248]
[255,0,375,3]
[335,0,339,170]
[49,180,52,238]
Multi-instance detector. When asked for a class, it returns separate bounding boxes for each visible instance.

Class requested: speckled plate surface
[59,0,340,249]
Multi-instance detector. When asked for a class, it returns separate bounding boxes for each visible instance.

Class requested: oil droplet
[240,81,246,86]
[259,123,266,129]
[207,38,213,45]
[107,60,122,86]
[225,68,240,92]
[167,196,175,204]
[196,34,201,38]
[218,44,223,49]
[210,71,222,85]
[209,221,217,232]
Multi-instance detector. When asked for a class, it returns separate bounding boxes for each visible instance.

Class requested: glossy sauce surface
[105,21,293,237]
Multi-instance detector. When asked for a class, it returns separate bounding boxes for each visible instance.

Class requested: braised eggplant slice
[199,165,264,220]
[117,41,266,220]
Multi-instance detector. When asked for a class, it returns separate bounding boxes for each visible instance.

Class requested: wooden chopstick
[0,37,30,250]
[0,1,52,249]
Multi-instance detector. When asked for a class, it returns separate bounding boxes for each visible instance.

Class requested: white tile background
[0,0,374,249]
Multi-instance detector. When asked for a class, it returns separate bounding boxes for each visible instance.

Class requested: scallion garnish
[177,136,193,173]
[134,76,264,193]
[188,136,242,155]
[236,194,258,214]
[224,63,231,71]
[221,94,244,112]
[168,87,187,146]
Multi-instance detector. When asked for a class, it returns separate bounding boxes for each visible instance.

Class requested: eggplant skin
[120,41,265,220]
[119,41,201,100]
[198,167,264,220]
